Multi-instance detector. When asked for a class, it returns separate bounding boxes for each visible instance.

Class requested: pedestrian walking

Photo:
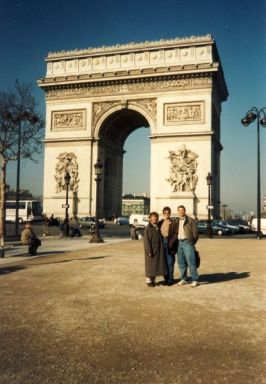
[130,219,139,240]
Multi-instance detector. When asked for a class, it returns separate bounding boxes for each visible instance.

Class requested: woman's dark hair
[149,211,159,219]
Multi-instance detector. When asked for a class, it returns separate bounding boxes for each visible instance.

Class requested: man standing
[176,205,199,287]
[158,207,178,285]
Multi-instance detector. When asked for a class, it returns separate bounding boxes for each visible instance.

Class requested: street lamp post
[90,159,104,243]
[64,171,71,237]
[241,107,266,239]
[206,172,213,238]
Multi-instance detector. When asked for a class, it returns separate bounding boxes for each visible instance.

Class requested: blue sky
[1,0,265,213]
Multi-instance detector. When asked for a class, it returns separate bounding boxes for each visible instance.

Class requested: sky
[0,0,265,214]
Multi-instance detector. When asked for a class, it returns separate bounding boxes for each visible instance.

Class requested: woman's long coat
[144,223,166,277]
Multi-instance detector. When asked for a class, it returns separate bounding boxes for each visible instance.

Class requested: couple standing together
[144,205,199,288]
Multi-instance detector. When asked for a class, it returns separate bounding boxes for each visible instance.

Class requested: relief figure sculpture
[166,145,198,192]
[54,152,79,193]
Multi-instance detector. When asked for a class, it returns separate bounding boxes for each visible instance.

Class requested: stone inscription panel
[51,109,86,131]
[164,102,205,125]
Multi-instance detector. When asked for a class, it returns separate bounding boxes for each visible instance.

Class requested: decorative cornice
[38,63,218,87]
[150,131,215,139]
[47,35,213,59]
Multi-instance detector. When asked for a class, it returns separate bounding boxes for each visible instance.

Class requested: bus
[5,200,43,223]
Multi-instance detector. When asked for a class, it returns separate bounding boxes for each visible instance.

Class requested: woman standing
[144,212,166,287]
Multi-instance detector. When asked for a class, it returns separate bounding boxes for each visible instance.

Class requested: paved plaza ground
[0,237,265,384]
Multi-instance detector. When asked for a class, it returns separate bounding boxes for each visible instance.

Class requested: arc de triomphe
[38,35,228,219]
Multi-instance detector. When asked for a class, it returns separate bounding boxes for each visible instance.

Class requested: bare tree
[0,81,44,256]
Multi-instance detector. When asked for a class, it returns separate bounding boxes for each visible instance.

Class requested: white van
[251,218,266,236]
[129,214,149,228]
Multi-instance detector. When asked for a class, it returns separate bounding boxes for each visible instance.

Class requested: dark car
[229,219,251,233]
[115,217,129,225]
[214,220,241,234]
[197,220,233,236]
[78,216,105,229]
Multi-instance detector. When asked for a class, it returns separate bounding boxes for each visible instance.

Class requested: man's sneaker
[191,281,199,288]
[177,280,187,286]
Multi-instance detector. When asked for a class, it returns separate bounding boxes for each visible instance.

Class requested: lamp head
[64,171,71,186]
[260,117,266,127]
[206,172,212,186]
[94,159,103,176]
[246,112,257,122]
[241,117,250,127]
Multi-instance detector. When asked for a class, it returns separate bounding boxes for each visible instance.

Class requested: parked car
[229,219,251,233]
[115,217,129,225]
[197,220,233,236]
[213,220,240,234]
[129,214,149,228]
[78,216,105,229]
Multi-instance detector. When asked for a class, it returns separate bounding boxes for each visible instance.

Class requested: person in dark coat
[21,222,41,256]
[144,211,166,287]
[158,206,178,285]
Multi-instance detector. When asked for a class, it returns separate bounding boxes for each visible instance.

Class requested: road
[5,221,133,239]
[5,221,256,240]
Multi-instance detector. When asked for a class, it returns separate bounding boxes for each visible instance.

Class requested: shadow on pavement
[33,251,66,256]
[27,255,109,266]
[199,271,250,284]
[0,265,26,275]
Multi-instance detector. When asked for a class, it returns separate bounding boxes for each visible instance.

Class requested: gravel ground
[0,238,265,384]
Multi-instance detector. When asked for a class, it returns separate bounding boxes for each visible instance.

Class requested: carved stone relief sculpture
[164,102,204,125]
[166,145,198,192]
[54,152,79,193]
[52,110,86,131]
[92,98,157,127]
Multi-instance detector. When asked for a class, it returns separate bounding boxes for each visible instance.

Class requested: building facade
[122,195,150,216]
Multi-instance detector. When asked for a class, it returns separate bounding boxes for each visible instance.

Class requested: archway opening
[123,127,150,195]
[98,108,150,218]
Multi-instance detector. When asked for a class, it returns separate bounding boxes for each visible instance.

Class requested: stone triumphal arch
[38,35,228,219]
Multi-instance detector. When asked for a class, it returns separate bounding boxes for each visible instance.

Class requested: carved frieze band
[51,109,86,131]
[164,101,205,125]
[92,98,157,127]
[45,76,212,100]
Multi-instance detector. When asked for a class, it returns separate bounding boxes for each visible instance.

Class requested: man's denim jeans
[177,240,198,282]
[163,238,175,283]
